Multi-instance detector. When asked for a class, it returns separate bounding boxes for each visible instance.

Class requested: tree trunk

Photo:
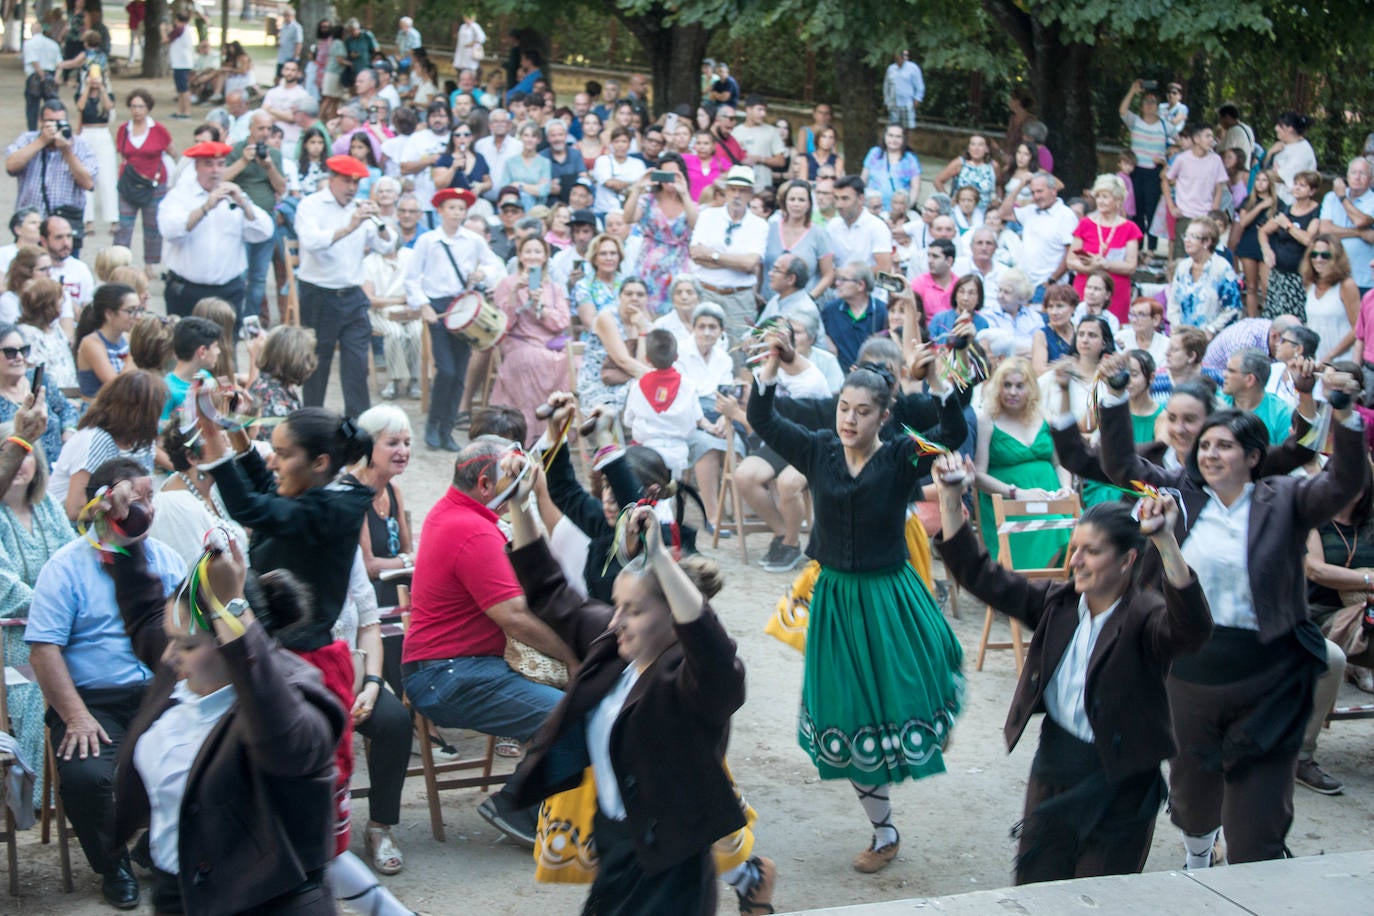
[297,0,330,40]
[832,46,880,164]
[1027,23,1097,196]
[142,0,166,78]
[617,12,715,120]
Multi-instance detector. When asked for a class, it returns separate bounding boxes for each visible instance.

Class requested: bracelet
[1364,573,1370,590]
[363,674,385,689]
[5,436,33,453]
[1009,486,1017,500]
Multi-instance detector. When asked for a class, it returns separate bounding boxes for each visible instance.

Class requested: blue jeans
[242,235,276,324]
[404,656,561,742]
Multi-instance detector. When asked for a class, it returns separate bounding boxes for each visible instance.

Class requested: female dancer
[1094,365,1368,866]
[502,467,755,915]
[935,459,1210,883]
[748,329,964,872]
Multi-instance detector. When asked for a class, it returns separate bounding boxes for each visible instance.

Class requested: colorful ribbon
[76,491,131,558]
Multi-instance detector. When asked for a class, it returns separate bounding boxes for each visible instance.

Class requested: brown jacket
[1096,400,1369,648]
[936,524,1212,780]
[111,544,345,916]
[505,540,747,875]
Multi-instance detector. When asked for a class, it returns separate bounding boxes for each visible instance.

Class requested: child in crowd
[623,329,702,476]
[1073,269,1122,340]
[1117,150,1138,221]
[161,316,222,422]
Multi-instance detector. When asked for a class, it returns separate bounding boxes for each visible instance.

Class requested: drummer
[295,154,398,418]
[405,187,508,451]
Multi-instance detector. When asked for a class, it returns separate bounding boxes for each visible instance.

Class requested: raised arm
[1138,495,1213,659]
[745,328,821,475]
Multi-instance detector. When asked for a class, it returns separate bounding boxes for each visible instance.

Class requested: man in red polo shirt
[401,435,574,846]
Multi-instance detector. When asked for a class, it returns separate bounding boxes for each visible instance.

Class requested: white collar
[170,681,237,723]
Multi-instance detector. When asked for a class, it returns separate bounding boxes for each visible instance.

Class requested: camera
[56,119,72,140]
[717,384,745,400]
[255,141,269,160]
[875,271,907,296]
[239,315,263,341]
[1139,79,1158,91]
[649,170,675,185]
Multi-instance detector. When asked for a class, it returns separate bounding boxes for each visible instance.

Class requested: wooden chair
[419,326,433,414]
[976,493,1081,672]
[394,586,508,842]
[0,634,18,896]
[280,239,301,327]
[711,425,773,564]
[566,341,591,478]
[39,730,73,893]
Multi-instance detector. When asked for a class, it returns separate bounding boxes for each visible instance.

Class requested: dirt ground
[0,21,1372,916]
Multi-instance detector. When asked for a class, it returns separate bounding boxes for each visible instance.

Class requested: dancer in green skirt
[747,327,965,874]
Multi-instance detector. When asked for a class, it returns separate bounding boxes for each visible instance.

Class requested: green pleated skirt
[798,563,965,784]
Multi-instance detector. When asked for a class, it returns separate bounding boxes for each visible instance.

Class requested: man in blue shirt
[1319,158,1374,296]
[27,459,186,909]
[822,262,888,369]
[883,49,925,134]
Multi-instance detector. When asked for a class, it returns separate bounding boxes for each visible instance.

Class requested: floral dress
[576,310,631,411]
[0,495,76,806]
[635,195,691,315]
[1168,253,1243,332]
[248,373,302,441]
[954,159,997,210]
[571,273,623,338]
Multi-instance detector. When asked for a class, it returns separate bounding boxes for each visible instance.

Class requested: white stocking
[326,850,414,916]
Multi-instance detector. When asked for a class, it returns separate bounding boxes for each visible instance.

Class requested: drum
[442,292,508,350]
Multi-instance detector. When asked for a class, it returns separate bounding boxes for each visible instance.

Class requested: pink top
[1071,216,1144,322]
[911,271,958,316]
[1354,288,1374,361]
[1166,151,1229,219]
[683,151,731,202]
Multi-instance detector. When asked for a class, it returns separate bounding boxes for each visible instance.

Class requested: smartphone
[1140,79,1158,91]
[875,271,908,296]
[573,259,586,273]
[239,315,263,341]
[717,383,745,400]
[649,170,675,184]
[528,265,543,290]
[30,362,44,394]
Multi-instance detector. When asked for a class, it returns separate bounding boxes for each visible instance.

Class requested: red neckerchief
[638,368,681,414]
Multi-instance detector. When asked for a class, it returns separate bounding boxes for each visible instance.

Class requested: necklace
[176,471,228,521]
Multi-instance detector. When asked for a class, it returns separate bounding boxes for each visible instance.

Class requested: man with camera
[5,97,96,257]
[226,111,286,327]
[157,141,273,318]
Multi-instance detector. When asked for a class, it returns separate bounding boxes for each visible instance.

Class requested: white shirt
[1116,327,1170,366]
[377,84,403,113]
[405,226,505,305]
[402,128,450,210]
[50,255,96,315]
[168,27,197,70]
[731,122,785,191]
[591,154,647,215]
[758,290,829,348]
[225,110,254,146]
[261,83,311,148]
[22,33,62,73]
[675,344,734,400]
[587,664,640,821]
[827,209,893,269]
[689,206,767,288]
[810,347,845,392]
[1044,594,1120,743]
[1012,200,1079,287]
[133,682,237,874]
[473,134,519,202]
[158,180,274,284]
[623,375,704,473]
[1181,483,1259,631]
[549,244,592,293]
[295,188,397,288]
[778,360,832,399]
[951,258,1004,302]
[454,21,487,71]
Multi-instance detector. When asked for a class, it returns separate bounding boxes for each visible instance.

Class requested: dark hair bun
[856,361,896,389]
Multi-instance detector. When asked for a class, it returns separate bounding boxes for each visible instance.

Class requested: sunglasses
[1,345,31,360]
[1310,250,1333,260]
[454,130,472,137]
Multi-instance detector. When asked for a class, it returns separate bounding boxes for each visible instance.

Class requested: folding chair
[711,425,774,564]
[976,493,1081,672]
[0,634,18,896]
[280,239,301,327]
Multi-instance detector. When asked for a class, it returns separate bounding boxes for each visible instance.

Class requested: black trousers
[584,810,715,916]
[152,866,332,915]
[352,686,411,826]
[1131,164,1163,243]
[426,308,472,439]
[46,684,147,876]
[299,280,372,419]
[165,271,246,319]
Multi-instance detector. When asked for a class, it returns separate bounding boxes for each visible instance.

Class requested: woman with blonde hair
[1301,234,1360,362]
[974,355,1071,564]
[1067,174,1142,323]
[94,245,132,283]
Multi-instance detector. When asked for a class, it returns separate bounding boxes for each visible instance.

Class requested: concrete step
[781,849,1374,914]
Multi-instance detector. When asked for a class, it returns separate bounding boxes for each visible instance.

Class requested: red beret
[184,141,233,159]
[325,154,372,179]
[432,187,477,209]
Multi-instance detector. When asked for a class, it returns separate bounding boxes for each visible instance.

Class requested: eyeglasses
[0,345,31,360]
[120,306,147,316]
[1129,310,1154,319]
[1310,250,1333,260]
[1279,336,1300,346]
[836,276,860,284]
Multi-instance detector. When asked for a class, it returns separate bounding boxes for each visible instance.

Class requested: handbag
[544,334,570,352]
[504,639,569,688]
[117,164,158,208]
[1330,592,1374,668]
[600,360,633,386]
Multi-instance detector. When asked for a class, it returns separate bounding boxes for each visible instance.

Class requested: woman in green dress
[747,328,964,875]
[1125,349,1165,443]
[975,356,1072,566]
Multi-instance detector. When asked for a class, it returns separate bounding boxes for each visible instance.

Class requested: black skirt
[583,811,715,916]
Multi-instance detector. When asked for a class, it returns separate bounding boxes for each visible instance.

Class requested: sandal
[494,738,521,758]
[365,824,404,875]
[454,410,472,430]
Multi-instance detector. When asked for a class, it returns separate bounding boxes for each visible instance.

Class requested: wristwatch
[220,597,250,621]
